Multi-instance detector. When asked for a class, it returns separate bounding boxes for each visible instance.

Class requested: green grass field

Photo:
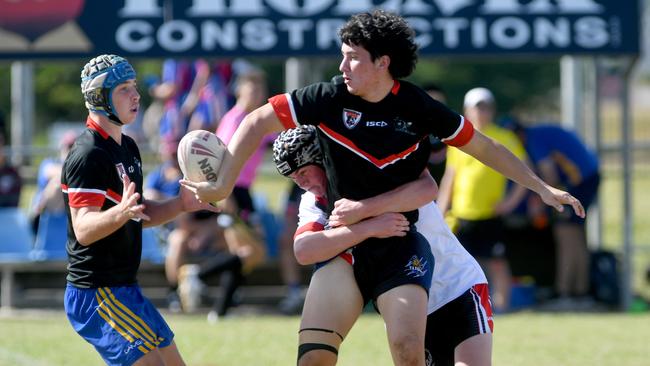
[1,311,648,366]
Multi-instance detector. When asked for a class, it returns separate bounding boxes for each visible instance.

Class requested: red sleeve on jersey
[268,94,298,130]
[67,190,106,208]
[444,117,475,147]
[106,189,122,204]
[294,221,325,239]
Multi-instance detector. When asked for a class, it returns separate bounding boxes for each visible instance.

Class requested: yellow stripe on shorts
[101,287,165,345]
[95,290,156,351]
[95,294,151,354]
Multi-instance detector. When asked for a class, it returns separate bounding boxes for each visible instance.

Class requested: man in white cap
[437,87,529,313]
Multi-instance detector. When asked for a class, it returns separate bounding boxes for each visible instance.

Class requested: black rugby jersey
[61,117,144,288]
[270,76,474,221]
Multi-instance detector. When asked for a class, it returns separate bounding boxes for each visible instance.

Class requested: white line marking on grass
[0,346,52,366]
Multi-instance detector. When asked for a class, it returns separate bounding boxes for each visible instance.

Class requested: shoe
[167,291,182,314]
[178,264,205,313]
[278,290,304,315]
[207,310,219,324]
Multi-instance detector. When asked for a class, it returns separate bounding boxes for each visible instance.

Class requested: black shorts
[455,218,505,259]
[424,284,494,366]
[352,230,434,307]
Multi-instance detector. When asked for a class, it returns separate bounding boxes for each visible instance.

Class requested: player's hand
[179,184,221,213]
[179,179,229,204]
[539,185,585,218]
[363,212,410,239]
[330,198,367,227]
[120,174,150,221]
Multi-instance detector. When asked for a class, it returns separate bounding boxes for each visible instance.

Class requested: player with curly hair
[63,54,216,366]
[182,10,584,366]
[273,126,492,366]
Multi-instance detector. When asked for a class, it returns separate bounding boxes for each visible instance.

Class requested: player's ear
[377,55,390,70]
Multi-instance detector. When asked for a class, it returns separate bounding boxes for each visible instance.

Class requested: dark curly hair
[338,9,418,79]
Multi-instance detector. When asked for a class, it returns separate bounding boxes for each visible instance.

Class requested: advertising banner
[0,0,640,59]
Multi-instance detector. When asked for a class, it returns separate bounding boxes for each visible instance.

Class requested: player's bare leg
[454,333,492,366]
[298,257,364,366]
[377,284,428,366]
[158,341,185,366]
[133,341,185,366]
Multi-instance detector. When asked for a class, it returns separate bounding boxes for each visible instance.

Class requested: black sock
[215,268,244,316]
[198,253,242,280]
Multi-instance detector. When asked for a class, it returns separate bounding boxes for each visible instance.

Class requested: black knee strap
[297,343,338,361]
[299,327,344,341]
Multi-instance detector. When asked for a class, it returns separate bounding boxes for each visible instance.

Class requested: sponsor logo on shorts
[404,255,428,278]
[425,348,433,366]
[124,339,144,354]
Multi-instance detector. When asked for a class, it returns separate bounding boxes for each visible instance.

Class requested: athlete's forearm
[459,130,549,196]
[294,212,408,265]
[294,222,374,265]
[141,197,183,227]
[361,168,437,218]
[213,104,284,202]
[70,205,133,246]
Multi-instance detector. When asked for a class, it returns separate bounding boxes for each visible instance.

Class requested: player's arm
[181,103,284,203]
[294,213,409,265]
[70,175,147,246]
[141,185,220,228]
[329,168,437,227]
[458,129,585,217]
[436,165,455,214]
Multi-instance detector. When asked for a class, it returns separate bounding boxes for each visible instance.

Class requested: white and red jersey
[416,201,487,313]
[295,190,487,313]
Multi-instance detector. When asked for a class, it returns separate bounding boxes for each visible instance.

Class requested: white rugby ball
[177,130,226,183]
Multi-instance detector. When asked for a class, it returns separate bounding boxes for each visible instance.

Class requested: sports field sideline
[0,309,648,366]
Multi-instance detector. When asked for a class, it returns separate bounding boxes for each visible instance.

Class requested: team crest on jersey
[115,163,127,178]
[404,255,428,278]
[343,109,362,129]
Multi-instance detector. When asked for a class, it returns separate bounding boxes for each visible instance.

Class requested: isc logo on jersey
[366,121,388,127]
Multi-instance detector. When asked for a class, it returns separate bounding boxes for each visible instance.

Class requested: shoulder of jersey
[331,74,345,86]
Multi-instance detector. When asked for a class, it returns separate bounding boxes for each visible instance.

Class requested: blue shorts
[352,230,434,307]
[64,284,175,366]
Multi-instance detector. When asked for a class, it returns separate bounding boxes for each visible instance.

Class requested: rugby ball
[177,130,226,183]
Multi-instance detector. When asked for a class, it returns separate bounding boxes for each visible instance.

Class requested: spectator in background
[141,74,171,152]
[276,182,306,314]
[422,83,448,184]
[144,138,266,319]
[437,87,529,313]
[158,58,212,141]
[216,64,271,226]
[176,203,266,323]
[510,122,600,308]
[0,132,22,207]
[30,130,77,233]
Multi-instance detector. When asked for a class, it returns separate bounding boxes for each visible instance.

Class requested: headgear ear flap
[272,125,324,176]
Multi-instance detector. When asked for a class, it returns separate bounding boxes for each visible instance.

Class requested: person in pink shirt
[216,68,272,223]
